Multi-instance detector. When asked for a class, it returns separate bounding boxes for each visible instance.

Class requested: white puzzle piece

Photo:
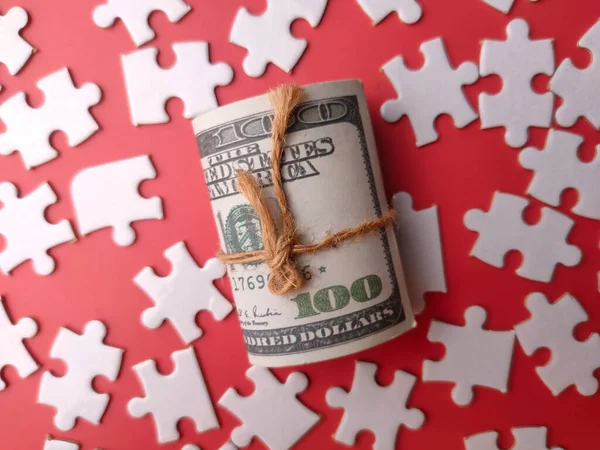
[44,437,80,450]
[93,0,191,46]
[122,41,232,125]
[479,19,554,148]
[71,155,163,246]
[519,129,600,220]
[0,7,33,75]
[514,292,600,396]
[182,445,200,450]
[465,426,563,450]
[392,192,446,314]
[423,306,515,406]
[134,241,232,344]
[326,361,425,450]
[0,182,75,276]
[128,347,218,443]
[230,0,328,77]
[550,21,600,129]
[38,321,123,431]
[464,191,581,282]
[0,68,101,169]
[219,366,319,449]
[0,297,38,390]
[219,443,238,450]
[356,0,422,25]
[381,37,479,147]
[482,0,515,14]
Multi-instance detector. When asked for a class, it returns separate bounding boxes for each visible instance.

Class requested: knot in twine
[217,83,396,296]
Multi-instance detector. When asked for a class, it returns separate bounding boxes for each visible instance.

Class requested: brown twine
[217,83,396,296]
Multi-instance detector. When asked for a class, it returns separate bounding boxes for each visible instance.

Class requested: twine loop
[217,84,395,295]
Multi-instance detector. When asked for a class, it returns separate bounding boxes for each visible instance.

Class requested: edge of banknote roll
[192,80,415,367]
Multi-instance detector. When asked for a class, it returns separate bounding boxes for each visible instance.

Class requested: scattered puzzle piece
[464,191,581,282]
[0,68,101,169]
[392,192,446,314]
[0,182,75,276]
[0,297,38,391]
[381,37,479,146]
[356,0,422,25]
[0,7,33,76]
[219,366,319,449]
[550,21,600,129]
[326,361,424,450]
[93,0,191,46]
[519,129,600,220]
[44,437,80,450]
[38,321,123,431]
[515,292,600,396]
[122,41,232,125]
[128,347,218,443]
[134,241,232,344]
[71,155,163,246]
[465,426,564,450]
[230,0,328,77]
[482,0,515,14]
[479,19,554,148]
[423,306,515,405]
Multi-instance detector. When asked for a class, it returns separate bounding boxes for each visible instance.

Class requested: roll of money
[193,80,414,367]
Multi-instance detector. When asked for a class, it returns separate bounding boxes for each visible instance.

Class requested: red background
[1,0,599,449]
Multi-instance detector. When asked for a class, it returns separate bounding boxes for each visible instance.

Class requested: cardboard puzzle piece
[423,306,515,405]
[392,192,446,314]
[465,426,564,450]
[219,366,319,449]
[519,129,600,220]
[482,0,515,14]
[134,241,232,344]
[0,68,101,169]
[326,361,425,450]
[71,155,163,246]
[356,0,422,24]
[0,7,33,76]
[551,21,600,129]
[479,19,554,148]
[230,0,328,77]
[38,321,123,431]
[93,0,190,46]
[0,297,38,390]
[122,41,232,125]
[464,191,581,282]
[128,347,218,443]
[0,182,74,276]
[381,37,479,147]
[515,292,600,396]
[44,437,80,450]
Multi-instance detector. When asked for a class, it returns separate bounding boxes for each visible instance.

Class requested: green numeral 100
[290,274,383,319]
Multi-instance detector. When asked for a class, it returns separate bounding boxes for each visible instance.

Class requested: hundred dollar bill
[192,80,414,367]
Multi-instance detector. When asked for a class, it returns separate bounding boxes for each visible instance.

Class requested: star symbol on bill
[319,266,327,273]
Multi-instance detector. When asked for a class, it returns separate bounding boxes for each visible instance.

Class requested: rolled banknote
[193,80,414,367]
